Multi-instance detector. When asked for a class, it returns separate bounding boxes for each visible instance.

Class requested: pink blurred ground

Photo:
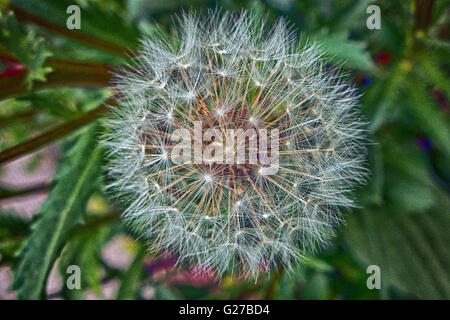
[0,146,58,299]
[0,146,216,300]
[0,146,58,217]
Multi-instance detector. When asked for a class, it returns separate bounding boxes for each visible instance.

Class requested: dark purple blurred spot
[430,89,450,113]
[415,136,433,150]
[145,257,176,274]
[354,75,370,87]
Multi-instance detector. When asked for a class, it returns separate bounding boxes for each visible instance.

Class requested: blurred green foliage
[0,0,448,300]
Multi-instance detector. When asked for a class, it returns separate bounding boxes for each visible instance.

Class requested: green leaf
[0,210,29,235]
[407,78,450,159]
[343,207,450,299]
[18,88,111,120]
[175,284,210,300]
[359,144,384,206]
[275,265,304,300]
[153,284,181,300]
[314,31,375,71]
[367,65,409,132]
[330,0,374,32]
[59,226,110,299]
[303,254,334,272]
[386,175,435,213]
[58,238,86,300]
[0,10,52,87]
[116,246,146,300]
[420,57,450,97]
[301,272,330,300]
[0,211,30,263]
[11,0,139,50]
[11,124,103,299]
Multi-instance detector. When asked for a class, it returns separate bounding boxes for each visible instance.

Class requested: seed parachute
[103,10,368,278]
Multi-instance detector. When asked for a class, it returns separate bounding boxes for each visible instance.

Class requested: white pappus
[102,10,368,279]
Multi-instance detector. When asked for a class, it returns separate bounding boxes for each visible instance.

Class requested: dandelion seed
[103,10,368,279]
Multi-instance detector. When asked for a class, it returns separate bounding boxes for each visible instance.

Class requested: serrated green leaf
[343,207,450,299]
[116,246,146,300]
[0,10,52,87]
[11,124,103,299]
[314,31,375,71]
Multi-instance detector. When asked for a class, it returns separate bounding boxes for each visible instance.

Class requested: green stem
[0,101,112,164]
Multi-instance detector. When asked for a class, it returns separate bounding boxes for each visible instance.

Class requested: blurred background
[0,0,449,300]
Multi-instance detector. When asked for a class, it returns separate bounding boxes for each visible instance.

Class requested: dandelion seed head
[103,10,368,279]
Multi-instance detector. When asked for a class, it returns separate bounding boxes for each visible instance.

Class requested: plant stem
[0,183,51,200]
[0,109,38,127]
[8,4,129,57]
[413,0,435,32]
[71,212,121,236]
[0,58,114,100]
[0,100,112,165]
